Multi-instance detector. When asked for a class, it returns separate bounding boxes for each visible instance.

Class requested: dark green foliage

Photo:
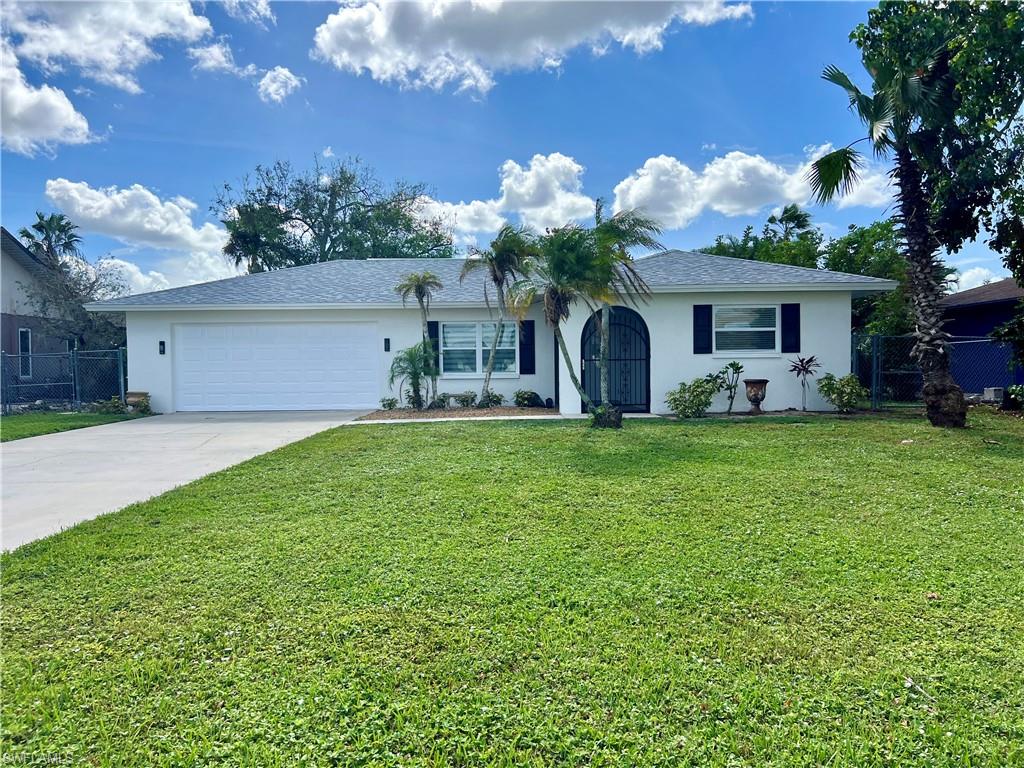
[453,391,477,408]
[788,356,822,411]
[513,389,545,408]
[387,343,432,410]
[214,157,455,272]
[88,396,127,415]
[700,205,822,269]
[477,390,504,408]
[716,361,744,415]
[588,402,622,429]
[2,415,1022,764]
[992,302,1024,367]
[379,397,399,411]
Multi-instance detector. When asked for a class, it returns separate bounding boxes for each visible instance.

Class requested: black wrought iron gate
[581,307,650,412]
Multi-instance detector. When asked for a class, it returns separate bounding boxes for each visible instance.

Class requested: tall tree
[851,1,1024,375]
[19,212,82,268]
[395,271,443,400]
[822,220,955,336]
[814,2,1024,426]
[460,224,539,399]
[701,206,822,269]
[507,226,598,413]
[18,214,127,348]
[591,201,660,414]
[808,52,971,426]
[214,157,455,271]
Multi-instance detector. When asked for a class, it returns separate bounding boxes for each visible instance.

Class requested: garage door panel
[173,323,379,411]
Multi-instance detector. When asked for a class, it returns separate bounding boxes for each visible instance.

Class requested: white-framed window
[713,305,779,355]
[18,327,32,378]
[440,321,518,377]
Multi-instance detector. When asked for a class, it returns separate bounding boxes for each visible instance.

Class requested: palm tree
[388,342,431,409]
[19,212,81,269]
[460,224,539,399]
[766,204,812,240]
[807,53,968,428]
[507,225,597,412]
[395,271,443,400]
[590,200,662,411]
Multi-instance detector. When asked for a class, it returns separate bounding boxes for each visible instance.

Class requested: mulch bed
[357,407,558,421]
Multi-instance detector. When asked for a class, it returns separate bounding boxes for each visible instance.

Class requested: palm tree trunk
[599,303,611,407]
[895,147,967,428]
[418,302,435,402]
[481,285,504,399]
[554,325,595,411]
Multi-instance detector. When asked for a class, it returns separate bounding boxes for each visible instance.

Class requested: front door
[581,307,650,413]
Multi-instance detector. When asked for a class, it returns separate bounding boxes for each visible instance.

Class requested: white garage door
[173,323,379,411]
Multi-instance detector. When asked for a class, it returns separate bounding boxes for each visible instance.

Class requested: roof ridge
[648,247,894,283]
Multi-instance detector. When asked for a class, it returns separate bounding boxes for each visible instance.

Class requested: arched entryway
[581,306,651,413]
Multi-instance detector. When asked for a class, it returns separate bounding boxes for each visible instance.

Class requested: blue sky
[1,1,1007,293]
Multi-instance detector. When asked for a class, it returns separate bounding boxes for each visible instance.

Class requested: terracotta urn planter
[743,378,769,415]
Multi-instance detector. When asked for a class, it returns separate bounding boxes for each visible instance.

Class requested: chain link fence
[852,334,1022,409]
[1,349,126,413]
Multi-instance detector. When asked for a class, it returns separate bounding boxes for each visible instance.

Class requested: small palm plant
[789,355,821,411]
[388,343,431,410]
[395,271,442,399]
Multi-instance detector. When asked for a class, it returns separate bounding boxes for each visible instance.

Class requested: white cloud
[419,197,505,246]
[613,155,702,228]
[835,166,894,210]
[44,179,239,291]
[0,37,92,155]
[187,39,257,77]
[956,267,1000,292]
[258,66,304,103]
[45,178,228,257]
[222,0,276,27]
[613,144,892,227]
[322,146,335,158]
[5,1,211,94]
[312,0,752,94]
[497,153,594,230]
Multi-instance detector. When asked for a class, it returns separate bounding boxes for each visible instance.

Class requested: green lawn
[2,412,1022,766]
[0,411,140,442]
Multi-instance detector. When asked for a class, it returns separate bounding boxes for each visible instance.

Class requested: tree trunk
[895,147,967,428]
[418,303,435,402]
[481,284,504,400]
[554,325,595,411]
[599,304,611,406]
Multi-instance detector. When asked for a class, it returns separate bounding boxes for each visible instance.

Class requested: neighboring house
[939,277,1023,337]
[86,251,895,414]
[1,227,68,366]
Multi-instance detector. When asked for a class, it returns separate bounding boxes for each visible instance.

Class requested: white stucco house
[86,251,896,415]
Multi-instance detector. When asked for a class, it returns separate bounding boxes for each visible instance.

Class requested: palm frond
[806,146,864,205]
[822,64,863,106]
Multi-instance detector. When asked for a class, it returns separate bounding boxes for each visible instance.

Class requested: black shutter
[518,320,535,374]
[427,321,440,371]
[693,304,712,354]
[781,303,801,353]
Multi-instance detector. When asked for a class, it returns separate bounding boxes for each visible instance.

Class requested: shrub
[478,389,504,408]
[388,343,431,409]
[453,391,477,408]
[90,396,127,414]
[514,389,545,408]
[665,375,722,419]
[130,394,152,415]
[717,361,744,414]
[817,373,867,413]
[427,393,450,410]
[380,397,399,411]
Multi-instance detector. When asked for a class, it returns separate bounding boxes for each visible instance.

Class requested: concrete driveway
[1,410,367,550]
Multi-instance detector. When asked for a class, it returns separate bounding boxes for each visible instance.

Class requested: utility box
[983,387,1004,402]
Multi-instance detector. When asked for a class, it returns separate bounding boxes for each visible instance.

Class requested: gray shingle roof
[1,227,49,278]
[86,250,896,310]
